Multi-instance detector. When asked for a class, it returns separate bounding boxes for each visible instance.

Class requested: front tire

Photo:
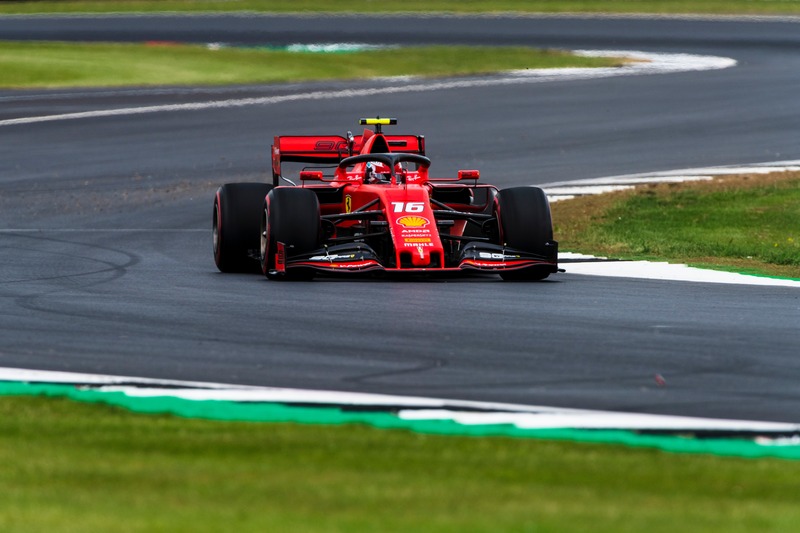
[261,187,321,280]
[213,183,273,273]
[495,186,556,281]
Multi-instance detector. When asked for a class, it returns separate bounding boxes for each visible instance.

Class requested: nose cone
[411,246,431,267]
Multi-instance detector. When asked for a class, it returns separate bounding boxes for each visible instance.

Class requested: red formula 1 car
[213,118,559,280]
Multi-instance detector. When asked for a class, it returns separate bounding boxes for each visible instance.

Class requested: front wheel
[495,186,556,281]
[261,187,321,280]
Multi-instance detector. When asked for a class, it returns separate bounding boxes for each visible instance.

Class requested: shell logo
[396,216,430,228]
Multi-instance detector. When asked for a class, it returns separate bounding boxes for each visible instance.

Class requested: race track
[1,14,799,423]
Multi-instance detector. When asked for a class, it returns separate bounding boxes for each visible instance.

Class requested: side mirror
[458,170,480,181]
[300,170,324,181]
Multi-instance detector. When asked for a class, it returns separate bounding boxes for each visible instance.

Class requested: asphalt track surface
[1,15,799,423]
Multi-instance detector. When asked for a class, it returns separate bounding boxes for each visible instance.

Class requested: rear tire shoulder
[213,182,273,273]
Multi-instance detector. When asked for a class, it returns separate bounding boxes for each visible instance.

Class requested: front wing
[268,242,559,277]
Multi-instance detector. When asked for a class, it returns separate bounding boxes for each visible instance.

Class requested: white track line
[0,50,735,128]
[561,259,800,287]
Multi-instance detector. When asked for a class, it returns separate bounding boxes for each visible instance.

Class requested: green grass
[552,172,800,279]
[2,0,800,15]
[0,41,623,89]
[1,394,800,532]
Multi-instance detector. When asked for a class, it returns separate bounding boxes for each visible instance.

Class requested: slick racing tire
[213,183,273,273]
[495,186,555,281]
[260,187,321,280]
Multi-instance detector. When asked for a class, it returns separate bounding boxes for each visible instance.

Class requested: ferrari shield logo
[345,195,352,213]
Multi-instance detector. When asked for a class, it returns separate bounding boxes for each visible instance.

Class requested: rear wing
[271,134,425,185]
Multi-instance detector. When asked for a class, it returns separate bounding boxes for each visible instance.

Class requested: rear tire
[495,186,555,281]
[260,188,321,280]
[213,183,273,273]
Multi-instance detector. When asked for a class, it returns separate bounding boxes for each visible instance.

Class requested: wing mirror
[458,170,480,181]
[300,170,324,181]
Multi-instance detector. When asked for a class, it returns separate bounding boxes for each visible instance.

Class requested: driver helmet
[366,162,391,182]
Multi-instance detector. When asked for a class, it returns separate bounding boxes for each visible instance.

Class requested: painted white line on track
[396,409,796,432]
[2,367,797,432]
[543,161,800,190]
[0,50,735,128]
[546,162,800,288]
[561,258,800,288]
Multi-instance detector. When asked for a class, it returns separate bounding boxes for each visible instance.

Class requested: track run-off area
[1,15,799,443]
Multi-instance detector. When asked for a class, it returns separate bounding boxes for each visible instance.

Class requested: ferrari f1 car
[213,118,559,280]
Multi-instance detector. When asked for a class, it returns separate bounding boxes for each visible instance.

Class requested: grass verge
[2,0,800,15]
[2,394,800,532]
[551,171,800,279]
[0,41,623,89]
